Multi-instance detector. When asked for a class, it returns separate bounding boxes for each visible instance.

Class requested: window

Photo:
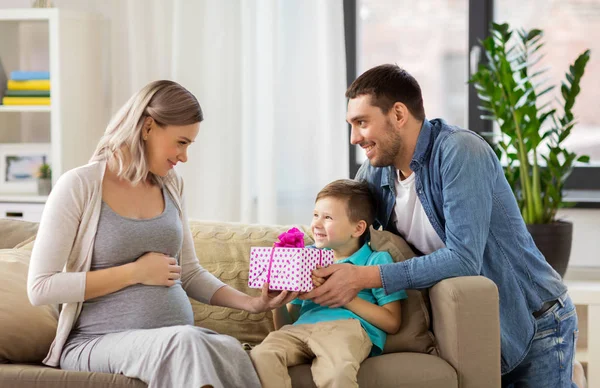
[349,0,468,169]
[496,0,600,199]
[345,0,600,198]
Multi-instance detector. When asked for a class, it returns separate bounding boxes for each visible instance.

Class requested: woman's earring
[143,135,148,140]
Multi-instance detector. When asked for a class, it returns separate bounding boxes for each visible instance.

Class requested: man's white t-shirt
[392,170,446,255]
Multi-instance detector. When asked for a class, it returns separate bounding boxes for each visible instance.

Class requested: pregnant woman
[27,80,296,388]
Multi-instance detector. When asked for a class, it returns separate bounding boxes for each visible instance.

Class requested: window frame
[343,0,359,179]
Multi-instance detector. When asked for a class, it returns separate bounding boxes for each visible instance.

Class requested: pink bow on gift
[274,227,305,248]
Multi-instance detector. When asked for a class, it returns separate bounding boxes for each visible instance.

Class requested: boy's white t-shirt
[392,170,446,255]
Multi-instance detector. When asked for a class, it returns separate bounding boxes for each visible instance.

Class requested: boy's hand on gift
[312,265,327,287]
[249,283,300,313]
[312,275,326,287]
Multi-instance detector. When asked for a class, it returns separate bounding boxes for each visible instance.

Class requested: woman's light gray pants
[60,325,261,388]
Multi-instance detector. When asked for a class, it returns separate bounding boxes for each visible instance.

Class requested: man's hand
[300,264,380,308]
[248,283,299,313]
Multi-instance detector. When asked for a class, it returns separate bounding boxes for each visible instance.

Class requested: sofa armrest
[430,276,500,388]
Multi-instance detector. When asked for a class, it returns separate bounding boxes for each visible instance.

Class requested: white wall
[559,208,600,276]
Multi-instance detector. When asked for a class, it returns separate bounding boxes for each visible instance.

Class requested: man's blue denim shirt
[356,118,567,374]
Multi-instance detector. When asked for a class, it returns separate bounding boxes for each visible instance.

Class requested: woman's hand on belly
[133,252,181,287]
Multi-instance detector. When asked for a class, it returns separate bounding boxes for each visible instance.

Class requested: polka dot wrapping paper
[248,247,334,292]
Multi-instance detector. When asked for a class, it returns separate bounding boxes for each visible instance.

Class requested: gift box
[248,246,334,292]
[247,227,334,292]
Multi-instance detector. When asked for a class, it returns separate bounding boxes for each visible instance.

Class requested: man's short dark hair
[345,64,426,120]
[316,179,375,243]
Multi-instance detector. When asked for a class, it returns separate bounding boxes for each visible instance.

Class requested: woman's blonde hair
[91,80,203,186]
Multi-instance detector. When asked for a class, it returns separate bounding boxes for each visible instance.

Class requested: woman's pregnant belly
[72,281,194,335]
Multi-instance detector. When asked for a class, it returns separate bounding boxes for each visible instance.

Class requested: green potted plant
[470,22,591,277]
[37,162,52,196]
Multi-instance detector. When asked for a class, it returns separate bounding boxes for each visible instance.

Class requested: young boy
[250,179,407,388]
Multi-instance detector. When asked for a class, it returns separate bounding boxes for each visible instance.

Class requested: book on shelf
[0,59,6,102]
[2,97,51,105]
[9,71,50,81]
[4,90,50,97]
[7,80,51,91]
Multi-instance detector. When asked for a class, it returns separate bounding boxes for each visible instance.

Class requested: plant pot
[37,178,52,196]
[527,221,573,278]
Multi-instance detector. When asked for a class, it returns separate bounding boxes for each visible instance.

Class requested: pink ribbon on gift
[266,228,305,285]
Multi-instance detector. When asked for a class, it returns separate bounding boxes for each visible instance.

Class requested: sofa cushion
[0,249,58,363]
[0,219,39,249]
[188,220,313,345]
[369,228,439,356]
[288,353,457,388]
[0,354,457,388]
[15,235,37,250]
[0,364,145,388]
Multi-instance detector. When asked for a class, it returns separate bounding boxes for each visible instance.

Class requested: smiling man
[302,64,583,387]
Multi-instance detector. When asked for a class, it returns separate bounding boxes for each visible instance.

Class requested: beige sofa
[0,218,501,388]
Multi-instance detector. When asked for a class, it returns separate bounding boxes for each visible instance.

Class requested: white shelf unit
[0,9,108,221]
[0,105,51,112]
[566,281,600,388]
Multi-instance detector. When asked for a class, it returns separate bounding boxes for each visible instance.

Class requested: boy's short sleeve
[368,251,408,305]
[290,298,303,306]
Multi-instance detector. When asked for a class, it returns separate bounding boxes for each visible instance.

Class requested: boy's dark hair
[316,179,375,243]
[345,64,426,120]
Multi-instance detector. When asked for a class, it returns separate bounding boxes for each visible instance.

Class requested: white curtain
[240,0,349,224]
[7,0,349,225]
[174,0,349,225]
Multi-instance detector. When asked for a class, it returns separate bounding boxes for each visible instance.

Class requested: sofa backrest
[190,221,438,356]
[187,220,313,345]
[369,227,439,355]
[1,218,438,357]
[0,219,39,250]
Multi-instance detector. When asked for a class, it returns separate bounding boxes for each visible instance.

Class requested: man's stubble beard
[370,120,402,168]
